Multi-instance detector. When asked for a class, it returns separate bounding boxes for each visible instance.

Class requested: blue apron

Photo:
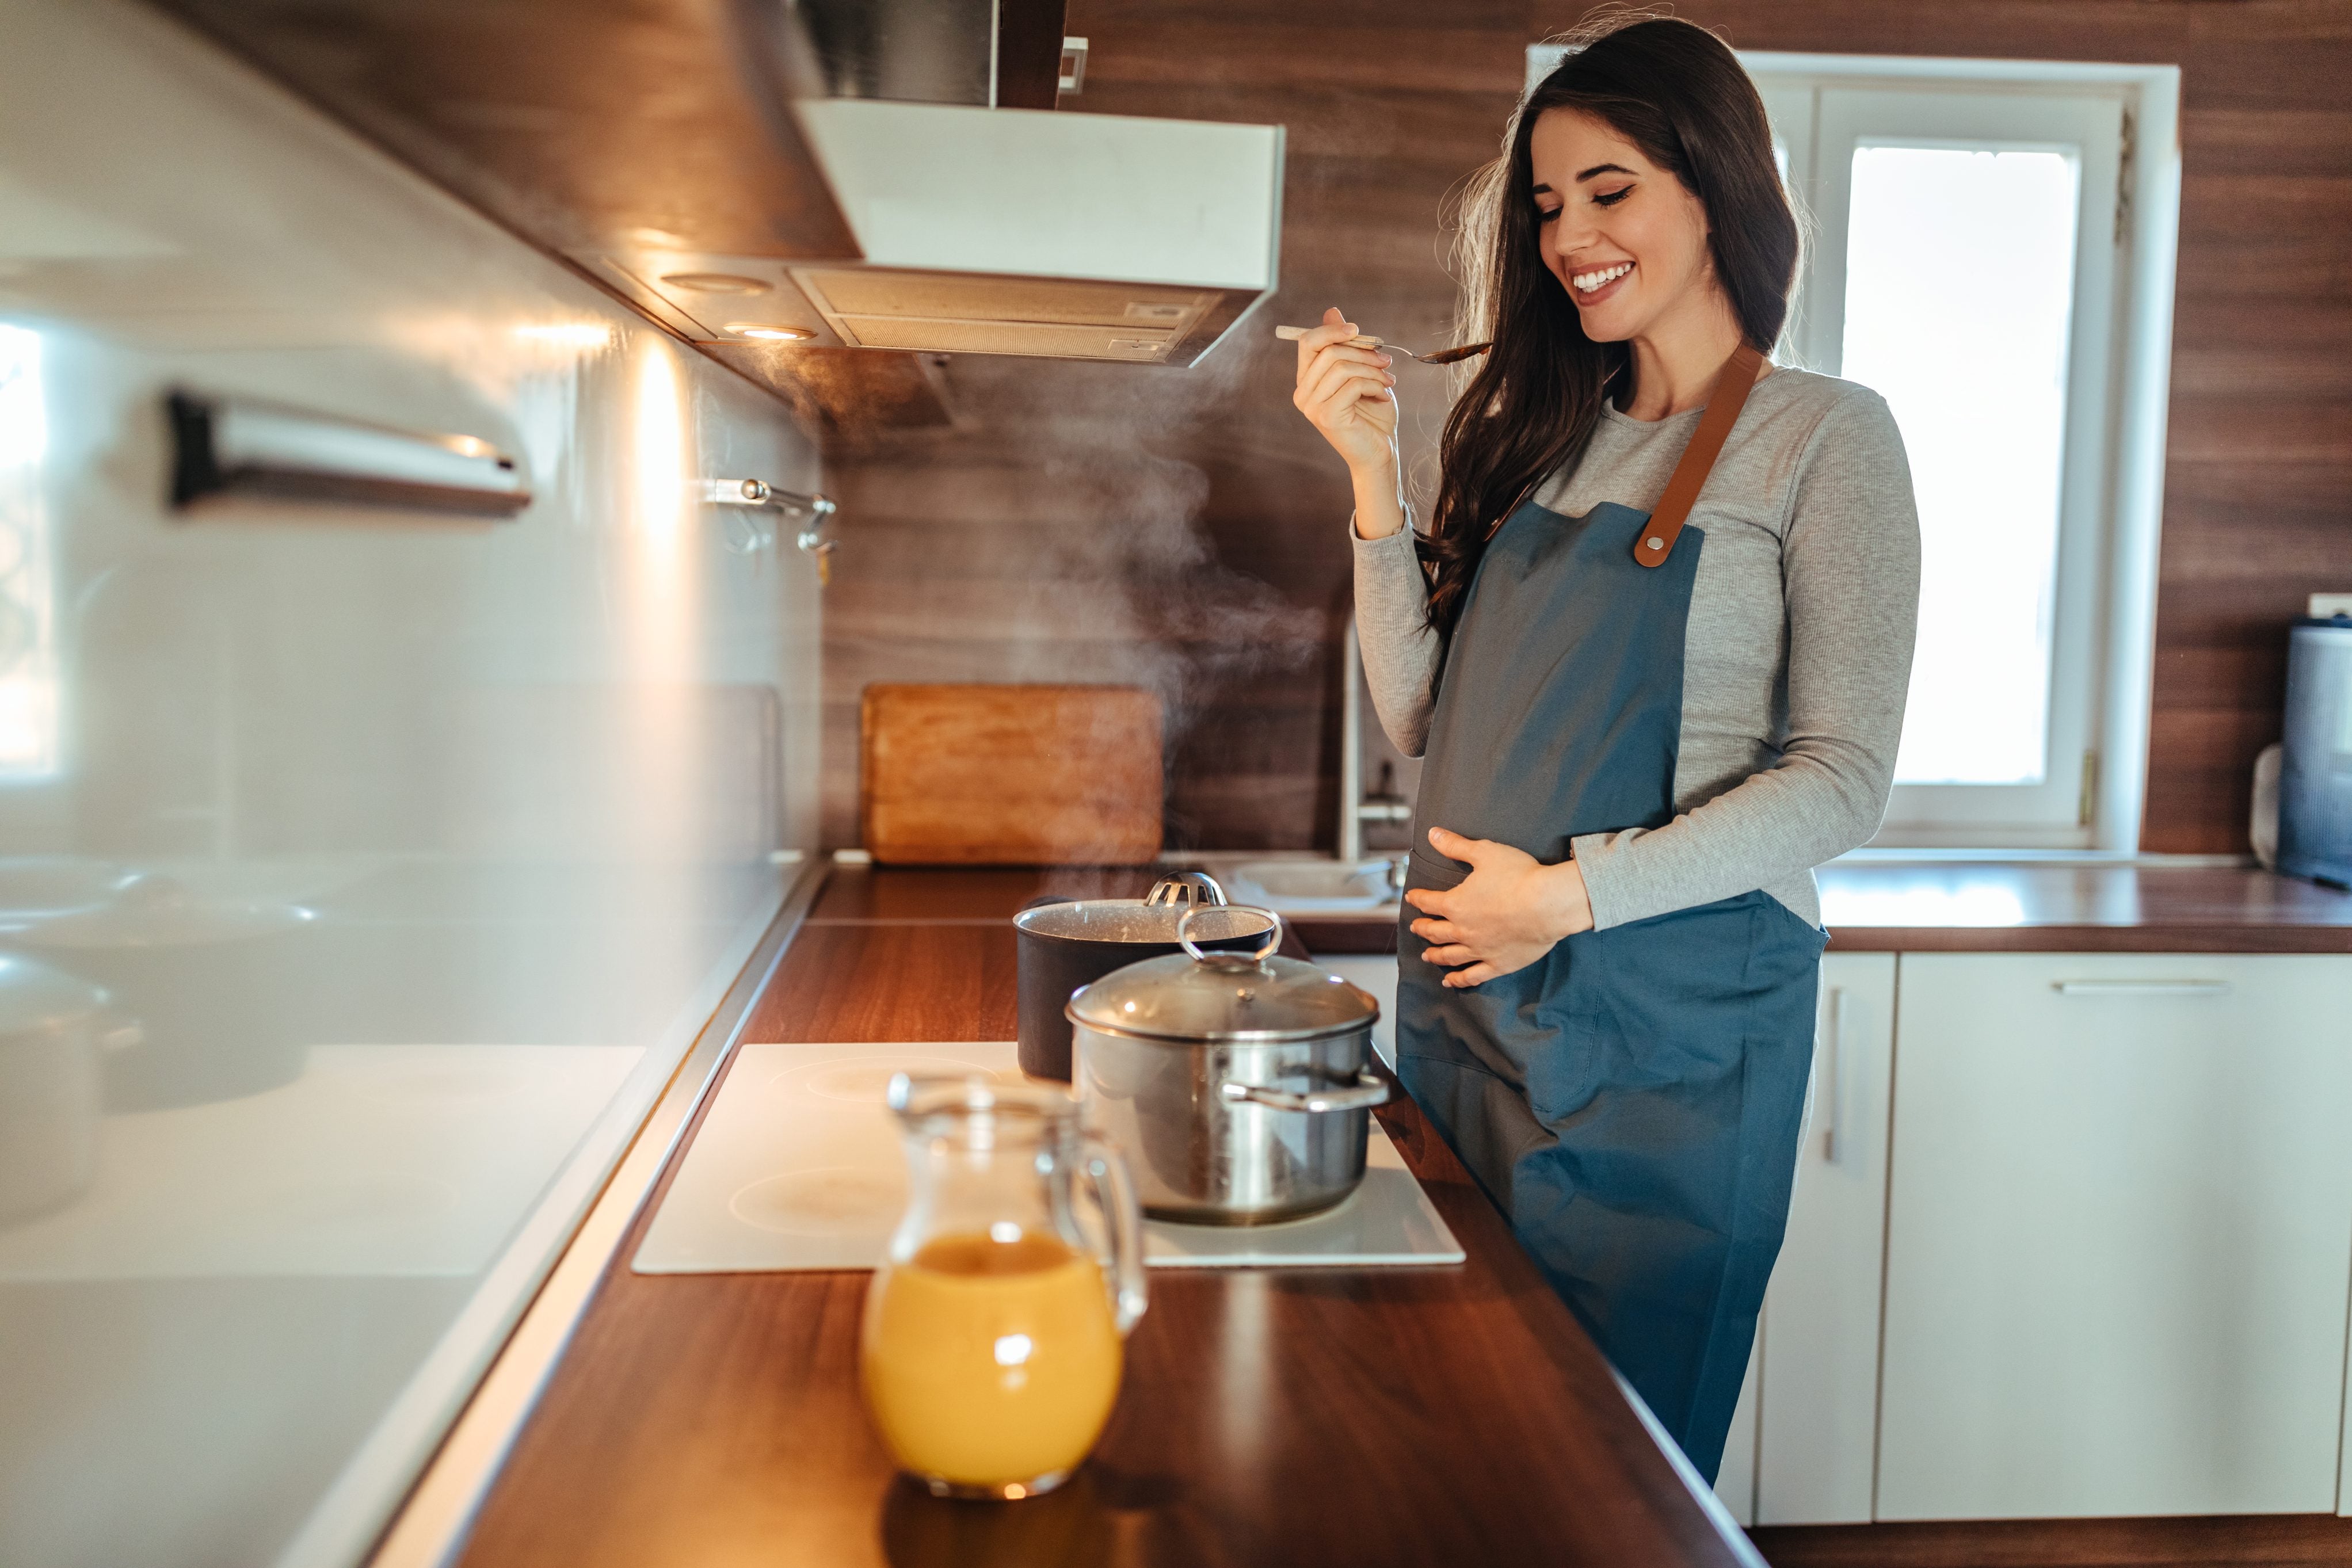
[1396,372,1824,1483]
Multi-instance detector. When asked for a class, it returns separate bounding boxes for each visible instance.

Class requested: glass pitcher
[860,1071,1148,1501]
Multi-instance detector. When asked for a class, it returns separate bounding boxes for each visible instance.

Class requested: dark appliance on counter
[2280,613,2352,888]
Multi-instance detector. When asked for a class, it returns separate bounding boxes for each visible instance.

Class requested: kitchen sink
[1225,859,1402,914]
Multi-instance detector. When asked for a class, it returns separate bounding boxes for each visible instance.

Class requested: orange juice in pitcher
[860,1074,1147,1500]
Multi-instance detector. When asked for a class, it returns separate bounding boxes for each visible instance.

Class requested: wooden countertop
[450,866,1759,1568]
[1816,862,2352,953]
[1256,863,2352,956]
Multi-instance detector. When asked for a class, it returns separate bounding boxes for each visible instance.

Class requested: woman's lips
[1568,261,1633,308]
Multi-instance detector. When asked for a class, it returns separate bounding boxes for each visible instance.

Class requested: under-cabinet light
[664,273,771,294]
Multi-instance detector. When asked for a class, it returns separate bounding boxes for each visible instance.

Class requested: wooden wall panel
[818,0,2351,854]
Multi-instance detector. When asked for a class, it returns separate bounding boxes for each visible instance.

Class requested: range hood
[591,98,1283,366]
[150,0,1284,372]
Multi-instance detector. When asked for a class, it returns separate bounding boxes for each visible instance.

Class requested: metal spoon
[1274,324,1493,365]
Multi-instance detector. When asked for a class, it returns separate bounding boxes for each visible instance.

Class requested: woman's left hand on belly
[1404,826,1595,988]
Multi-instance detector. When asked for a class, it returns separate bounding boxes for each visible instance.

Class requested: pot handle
[1176,903,1282,964]
[1081,1136,1150,1337]
[1217,1071,1392,1114]
[1143,871,1228,908]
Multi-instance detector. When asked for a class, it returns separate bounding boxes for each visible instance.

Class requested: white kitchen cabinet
[1754,952,1897,1525]
[1313,955,1399,1067]
[1877,953,2352,1520]
[1716,1333,1760,1524]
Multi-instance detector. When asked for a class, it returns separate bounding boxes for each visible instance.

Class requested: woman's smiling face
[1528,108,1717,344]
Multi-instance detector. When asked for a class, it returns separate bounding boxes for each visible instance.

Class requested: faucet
[1339,620,1416,869]
[1360,760,1411,823]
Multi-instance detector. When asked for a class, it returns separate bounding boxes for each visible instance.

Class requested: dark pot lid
[1069,910,1378,1044]
[1013,901,1272,946]
[1014,872,1262,946]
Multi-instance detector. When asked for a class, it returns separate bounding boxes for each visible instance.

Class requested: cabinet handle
[1820,987,1850,1165]
[2052,979,2232,997]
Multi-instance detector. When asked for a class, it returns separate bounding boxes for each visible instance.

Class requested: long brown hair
[1423,14,1798,636]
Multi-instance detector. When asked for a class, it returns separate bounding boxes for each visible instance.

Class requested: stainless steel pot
[1069,907,1386,1225]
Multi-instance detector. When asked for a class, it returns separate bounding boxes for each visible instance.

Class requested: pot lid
[1015,901,1273,945]
[1012,873,1256,946]
[1068,910,1378,1044]
[0,951,110,1036]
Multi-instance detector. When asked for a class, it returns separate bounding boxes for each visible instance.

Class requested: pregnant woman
[1292,15,1920,1479]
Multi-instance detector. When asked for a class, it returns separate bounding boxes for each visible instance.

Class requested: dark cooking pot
[1013,872,1277,1081]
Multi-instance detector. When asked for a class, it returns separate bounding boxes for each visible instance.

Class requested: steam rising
[823,337,1332,852]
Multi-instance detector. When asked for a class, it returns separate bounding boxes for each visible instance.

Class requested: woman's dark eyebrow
[1530,163,1637,197]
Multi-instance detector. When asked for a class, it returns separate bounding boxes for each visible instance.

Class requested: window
[1843,142,2079,791]
[1526,48,2182,849]
[0,323,57,780]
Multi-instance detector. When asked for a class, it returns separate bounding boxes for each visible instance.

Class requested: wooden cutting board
[860,684,1164,865]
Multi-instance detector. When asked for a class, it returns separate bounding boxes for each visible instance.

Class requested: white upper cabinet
[1754,951,1897,1525]
[1877,953,2352,1519]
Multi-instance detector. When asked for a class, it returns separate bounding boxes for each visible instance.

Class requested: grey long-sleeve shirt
[1355,366,1921,930]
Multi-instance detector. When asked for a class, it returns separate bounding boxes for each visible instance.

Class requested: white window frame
[1525,48,2181,851]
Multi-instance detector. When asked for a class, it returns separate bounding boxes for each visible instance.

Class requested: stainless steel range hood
[151,0,1284,371]
[592,97,1283,365]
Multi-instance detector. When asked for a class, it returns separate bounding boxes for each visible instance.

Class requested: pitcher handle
[1081,1137,1149,1337]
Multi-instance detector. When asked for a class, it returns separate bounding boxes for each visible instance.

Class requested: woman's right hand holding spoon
[1291,306,1408,540]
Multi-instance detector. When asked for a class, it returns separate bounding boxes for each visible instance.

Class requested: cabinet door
[1716,1337,1759,1524]
[1312,955,1398,1068]
[1878,953,2352,1519]
[1755,951,1896,1524]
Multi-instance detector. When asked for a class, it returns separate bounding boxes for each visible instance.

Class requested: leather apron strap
[1631,341,1765,569]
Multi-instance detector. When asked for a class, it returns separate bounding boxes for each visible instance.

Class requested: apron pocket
[1404,844,1469,893]
[1575,900,1766,1086]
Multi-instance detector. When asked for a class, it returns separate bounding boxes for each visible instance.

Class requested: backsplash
[0,2,821,1563]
